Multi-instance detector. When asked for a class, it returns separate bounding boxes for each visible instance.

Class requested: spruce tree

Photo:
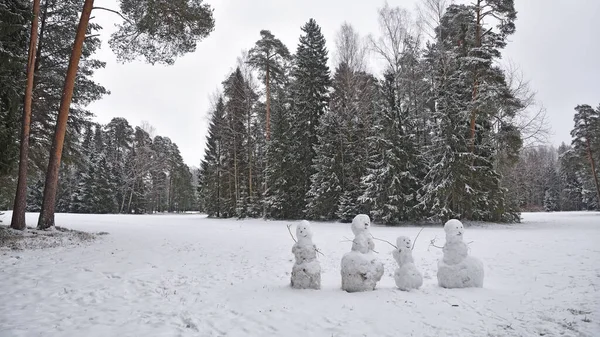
[199,97,226,217]
[263,74,295,218]
[361,71,422,224]
[0,0,29,174]
[221,68,250,217]
[287,19,331,219]
[0,0,29,200]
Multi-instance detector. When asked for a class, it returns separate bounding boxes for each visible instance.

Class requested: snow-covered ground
[1,211,599,337]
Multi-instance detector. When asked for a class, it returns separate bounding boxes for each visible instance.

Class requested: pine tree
[247,30,290,141]
[38,0,216,228]
[287,19,331,219]
[571,104,600,209]
[420,4,521,222]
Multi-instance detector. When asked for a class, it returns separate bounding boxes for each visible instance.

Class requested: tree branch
[92,6,131,23]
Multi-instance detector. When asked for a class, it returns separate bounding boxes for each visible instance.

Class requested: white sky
[88,0,600,166]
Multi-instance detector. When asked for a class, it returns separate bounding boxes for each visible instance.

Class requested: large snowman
[291,220,321,289]
[392,236,423,291]
[340,214,384,292]
[437,219,484,288]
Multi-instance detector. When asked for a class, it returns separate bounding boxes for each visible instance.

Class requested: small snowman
[290,220,321,289]
[340,214,384,292]
[392,236,423,291]
[437,219,484,288]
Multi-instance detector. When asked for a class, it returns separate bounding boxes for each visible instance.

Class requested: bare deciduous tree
[503,61,551,148]
[369,2,417,75]
[416,0,451,41]
[334,22,367,71]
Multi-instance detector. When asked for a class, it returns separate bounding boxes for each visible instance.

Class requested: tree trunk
[37,0,95,229]
[469,0,482,155]
[127,181,135,213]
[586,138,600,208]
[266,65,271,140]
[11,0,42,230]
[33,0,51,74]
[248,90,253,198]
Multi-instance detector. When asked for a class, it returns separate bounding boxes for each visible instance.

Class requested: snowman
[437,219,484,288]
[392,236,423,291]
[340,214,384,292]
[290,220,321,289]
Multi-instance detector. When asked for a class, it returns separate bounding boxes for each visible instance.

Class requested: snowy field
[1,212,599,337]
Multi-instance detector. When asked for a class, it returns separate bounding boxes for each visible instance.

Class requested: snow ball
[351,214,371,236]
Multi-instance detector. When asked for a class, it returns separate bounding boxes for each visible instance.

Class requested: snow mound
[341,251,384,292]
[0,225,106,251]
[437,256,484,288]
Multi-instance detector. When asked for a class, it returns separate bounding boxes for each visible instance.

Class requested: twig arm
[412,227,425,251]
[371,234,397,249]
[286,224,297,243]
[429,236,443,249]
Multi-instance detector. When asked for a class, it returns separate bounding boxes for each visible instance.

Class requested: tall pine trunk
[469,0,482,155]
[37,0,95,229]
[265,66,271,140]
[11,0,42,230]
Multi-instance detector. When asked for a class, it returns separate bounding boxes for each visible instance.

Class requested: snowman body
[437,219,484,288]
[392,236,423,291]
[291,221,321,289]
[341,214,384,292]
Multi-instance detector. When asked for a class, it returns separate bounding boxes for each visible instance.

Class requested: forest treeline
[1,1,598,225]
[197,1,600,223]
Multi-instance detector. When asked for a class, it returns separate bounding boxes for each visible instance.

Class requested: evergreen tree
[558,143,583,211]
[420,4,521,222]
[360,71,422,224]
[263,67,295,218]
[306,63,377,222]
[287,19,331,219]
[543,163,559,212]
[126,126,154,213]
[104,117,134,212]
[0,0,29,211]
[0,0,29,176]
[222,68,251,217]
[571,104,600,209]
[38,0,216,228]
[247,30,290,140]
[199,98,226,217]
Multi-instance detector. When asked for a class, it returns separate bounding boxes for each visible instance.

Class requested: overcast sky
[88,0,600,166]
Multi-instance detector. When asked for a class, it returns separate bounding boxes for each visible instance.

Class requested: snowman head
[351,214,371,235]
[396,236,412,252]
[296,220,313,241]
[444,219,464,239]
